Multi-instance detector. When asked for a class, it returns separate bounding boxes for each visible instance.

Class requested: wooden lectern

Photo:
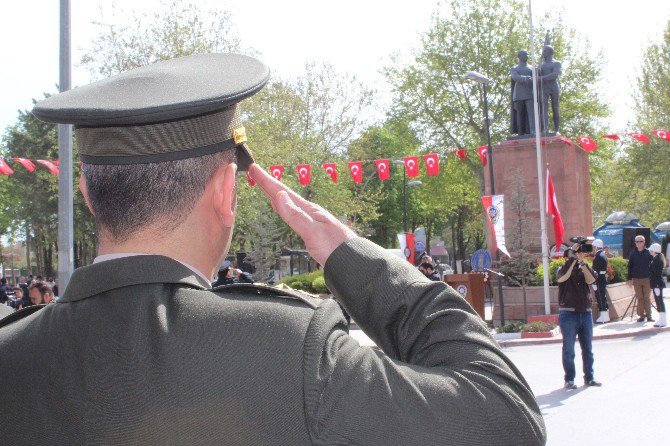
[443,273,485,319]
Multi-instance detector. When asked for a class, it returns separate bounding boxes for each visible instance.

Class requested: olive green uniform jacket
[0,238,545,445]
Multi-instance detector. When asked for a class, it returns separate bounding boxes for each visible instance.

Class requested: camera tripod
[621,292,657,321]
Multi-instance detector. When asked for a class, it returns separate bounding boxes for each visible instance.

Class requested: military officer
[0,54,545,445]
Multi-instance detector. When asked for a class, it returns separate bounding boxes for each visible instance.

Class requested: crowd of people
[0,275,58,312]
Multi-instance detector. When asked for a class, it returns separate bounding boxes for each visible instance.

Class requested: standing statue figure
[539,45,562,134]
[509,50,535,135]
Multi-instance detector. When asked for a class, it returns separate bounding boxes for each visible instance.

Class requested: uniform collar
[60,255,210,303]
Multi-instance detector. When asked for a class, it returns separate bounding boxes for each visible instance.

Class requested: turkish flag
[477,146,488,166]
[269,165,284,181]
[12,157,35,172]
[403,156,419,177]
[423,153,440,175]
[628,132,650,143]
[348,161,363,183]
[546,168,565,248]
[577,136,598,152]
[652,129,670,141]
[452,148,467,161]
[36,160,58,175]
[246,171,255,186]
[375,159,390,181]
[296,164,311,186]
[602,134,620,141]
[322,163,338,183]
[0,158,14,175]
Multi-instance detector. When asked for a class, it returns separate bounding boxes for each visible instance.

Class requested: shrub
[277,270,325,293]
[496,321,525,333]
[608,257,628,284]
[520,321,557,332]
[536,257,566,285]
[312,276,329,294]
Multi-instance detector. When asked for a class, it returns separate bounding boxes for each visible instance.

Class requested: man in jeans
[627,235,654,322]
[557,246,602,389]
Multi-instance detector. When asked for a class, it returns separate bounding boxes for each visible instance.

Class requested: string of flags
[243,129,670,186]
[2,129,668,183]
[0,157,59,176]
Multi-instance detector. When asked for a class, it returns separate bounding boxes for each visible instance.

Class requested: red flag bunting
[546,168,565,248]
[628,132,650,143]
[269,165,283,181]
[602,134,620,141]
[451,148,467,161]
[246,171,255,186]
[12,157,36,172]
[652,129,670,141]
[577,136,598,152]
[296,164,311,186]
[557,137,573,146]
[403,156,419,178]
[423,153,440,175]
[36,160,58,175]
[0,158,14,175]
[375,159,390,181]
[348,161,363,183]
[477,146,488,166]
[322,163,338,183]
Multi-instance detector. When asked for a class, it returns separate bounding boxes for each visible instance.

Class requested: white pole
[58,0,74,291]
[528,0,551,314]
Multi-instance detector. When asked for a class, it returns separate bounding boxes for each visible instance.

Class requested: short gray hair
[82,151,235,242]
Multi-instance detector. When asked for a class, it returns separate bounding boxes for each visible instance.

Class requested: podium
[444,273,485,319]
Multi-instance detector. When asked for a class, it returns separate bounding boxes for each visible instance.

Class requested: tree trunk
[25,221,31,272]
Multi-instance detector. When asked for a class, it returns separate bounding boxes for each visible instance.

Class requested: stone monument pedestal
[484,136,593,252]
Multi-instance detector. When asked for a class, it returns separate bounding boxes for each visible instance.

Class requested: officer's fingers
[273,190,315,234]
[249,164,288,201]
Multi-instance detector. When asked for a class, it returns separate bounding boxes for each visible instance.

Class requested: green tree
[81,0,242,79]
[618,20,670,225]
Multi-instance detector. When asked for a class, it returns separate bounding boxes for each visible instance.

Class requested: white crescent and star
[325,166,334,174]
[271,169,281,178]
[350,165,359,174]
[426,158,435,167]
[379,163,387,171]
[299,167,308,177]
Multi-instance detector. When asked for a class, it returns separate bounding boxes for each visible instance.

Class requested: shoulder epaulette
[212,283,320,309]
[0,304,47,329]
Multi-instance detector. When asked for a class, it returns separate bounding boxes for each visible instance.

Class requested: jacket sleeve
[556,259,575,283]
[302,237,546,446]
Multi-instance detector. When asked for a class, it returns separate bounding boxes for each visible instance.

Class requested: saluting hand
[249,163,356,265]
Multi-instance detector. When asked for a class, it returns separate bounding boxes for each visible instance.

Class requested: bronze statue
[510,50,535,135]
[539,45,561,134]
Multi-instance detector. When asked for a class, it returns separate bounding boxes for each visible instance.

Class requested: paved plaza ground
[349,311,670,444]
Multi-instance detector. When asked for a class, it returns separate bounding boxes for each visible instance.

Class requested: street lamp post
[393,160,422,234]
[465,70,506,325]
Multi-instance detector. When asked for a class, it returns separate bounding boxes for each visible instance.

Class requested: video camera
[569,236,595,253]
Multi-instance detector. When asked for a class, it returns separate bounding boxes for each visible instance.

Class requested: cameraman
[557,245,602,389]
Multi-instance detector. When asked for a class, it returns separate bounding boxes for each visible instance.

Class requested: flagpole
[528,0,551,314]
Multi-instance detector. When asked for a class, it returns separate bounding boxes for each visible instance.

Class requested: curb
[497,324,670,347]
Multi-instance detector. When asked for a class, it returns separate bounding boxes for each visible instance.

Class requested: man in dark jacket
[419,261,442,281]
[0,54,545,445]
[557,247,601,389]
[591,239,610,323]
[627,235,654,322]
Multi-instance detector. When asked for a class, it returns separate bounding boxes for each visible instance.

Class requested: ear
[212,162,238,227]
[78,174,95,216]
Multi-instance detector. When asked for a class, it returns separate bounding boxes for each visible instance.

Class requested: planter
[494,332,522,341]
[521,327,560,338]
[593,282,636,321]
[492,286,560,324]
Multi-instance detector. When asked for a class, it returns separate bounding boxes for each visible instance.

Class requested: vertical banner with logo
[397,233,415,264]
[481,195,510,257]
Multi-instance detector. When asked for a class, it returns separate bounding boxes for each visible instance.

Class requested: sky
[2,0,669,141]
